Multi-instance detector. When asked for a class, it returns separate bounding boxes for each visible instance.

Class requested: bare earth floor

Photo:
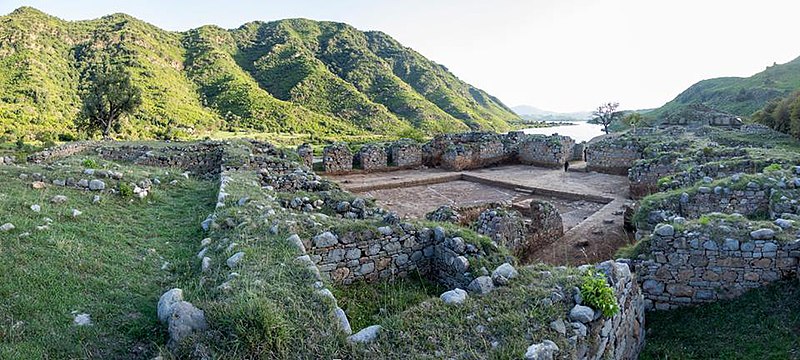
[329,165,636,266]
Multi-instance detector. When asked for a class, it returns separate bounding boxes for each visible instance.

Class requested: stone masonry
[635,223,800,310]
[323,143,353,174]
[389,140,423,168]
[355,144,387,171]
[518,135,575,168]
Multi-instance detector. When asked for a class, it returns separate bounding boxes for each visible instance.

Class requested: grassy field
[641,279,800,359]
[0,164,216,359]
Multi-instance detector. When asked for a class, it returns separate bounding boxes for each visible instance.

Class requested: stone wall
[355,144,388,171]
[323,143,353,174]
[389,140,422,168]
[296,143,313,168]
[517,135,574,168]
[94,143,224,177]
[586,137,642,175]
[307,224,482,289]
[635,223,800,310]
[571,142,586,161]
[576,260,646,360]
[27,141,95,163]
[475,201,564,262]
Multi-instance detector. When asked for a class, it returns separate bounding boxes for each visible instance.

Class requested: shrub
[58,133,77,142]
[81,158,98,168]
[763,163,782,172]
[580,269,620,317]
[119,183,133,198]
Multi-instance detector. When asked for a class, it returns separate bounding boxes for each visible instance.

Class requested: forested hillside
[0,7,519,140]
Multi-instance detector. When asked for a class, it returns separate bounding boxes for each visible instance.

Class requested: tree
[78,58,141,138]
[591,102,621,134]
[623,112,644,134]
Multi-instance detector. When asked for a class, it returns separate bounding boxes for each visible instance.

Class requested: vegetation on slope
[642,279,800,359]
[648,56,800,121]
[0,157,216,358]
[752,90,800,139]
[0,7,519,141]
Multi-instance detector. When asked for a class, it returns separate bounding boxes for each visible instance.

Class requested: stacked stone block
[355,144,387,171]
[389,140,423,168]
[296,143,313,168]
[517,135,574,168]
[323,143,353,174]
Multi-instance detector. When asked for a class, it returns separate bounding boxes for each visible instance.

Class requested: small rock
[30,204,41,212]
[377,226,393,236]
[0,223,15,232]
[347,325,381,344]
[71,209,82,218]
[549,319,566,335]
[158,289,184,323]
[568,305,594,323]
[334,307,352,335]
[88,179,106,191]
[226,252,245,269]
[775,218,794,229]
[92,195,101,203]
[440,288,468,304]
[73,313,92,326]
[313,232,338,247]
[750,228,775,240]
[201,257,211,272]
[31,181,46,189]
[492,263,518,280]
[50,195,68,204]
[468,276,494,295]
[524,340,559,360]
[654,224,674,237]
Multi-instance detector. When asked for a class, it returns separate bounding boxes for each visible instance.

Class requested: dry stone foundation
[355,144,387,171]
[389,140,423,168]
[323,143,353,174]
[518,135,574,168]
[586,137,642,175]
[297,143,313,168]
[635,223,800,310]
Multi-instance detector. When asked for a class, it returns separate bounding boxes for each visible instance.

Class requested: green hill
[0,7,519,140]
[648,56,800,120]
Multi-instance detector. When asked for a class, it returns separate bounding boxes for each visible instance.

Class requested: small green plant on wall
[580,268,620,317]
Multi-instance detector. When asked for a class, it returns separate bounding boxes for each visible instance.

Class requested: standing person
[564,161,569,172]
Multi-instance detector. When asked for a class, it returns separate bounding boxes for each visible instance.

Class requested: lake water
[520,121,605,143]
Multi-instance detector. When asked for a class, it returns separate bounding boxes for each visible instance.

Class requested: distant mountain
[511,105,592,121]
[0,7,519,140]
[649,56,800,121]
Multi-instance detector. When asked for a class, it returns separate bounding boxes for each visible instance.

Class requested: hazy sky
[2,0,800,112]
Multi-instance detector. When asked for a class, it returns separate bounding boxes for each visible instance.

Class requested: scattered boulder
[30,204,41,213]
[313,232,338,247]
[0,223,15,232]
[31,181,46,189]
[167,301,207,345]
[347,325,381,344]
[440,288,468,304]
[88,179,106,191]
[334,307,352,335]
[226,252,245,269]
[50,195,68,204]
[73,313,92,326]
[467,276,495,295]
[492,263,519,280]
[71,209,82,218]
[524,340,559,360]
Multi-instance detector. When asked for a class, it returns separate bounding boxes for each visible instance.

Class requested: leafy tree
[591,102,621,134]
[77,58,142,138]
[623,112,645,134]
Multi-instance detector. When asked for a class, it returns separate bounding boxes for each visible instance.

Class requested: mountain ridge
[0,7,519,140]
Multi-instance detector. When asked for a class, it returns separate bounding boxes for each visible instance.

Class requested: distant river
[520,121,605,143]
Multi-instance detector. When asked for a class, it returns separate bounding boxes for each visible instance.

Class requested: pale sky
[2,0,799,112]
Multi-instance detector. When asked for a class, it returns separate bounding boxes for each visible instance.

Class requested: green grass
[0,164,216,359]
[331,272,445,331]
[641,279,800,360]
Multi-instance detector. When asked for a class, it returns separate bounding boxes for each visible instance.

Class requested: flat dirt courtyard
[328,165,635,266]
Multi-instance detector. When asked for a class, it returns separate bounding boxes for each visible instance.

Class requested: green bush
[81,158,98,168]
[580,269,620,317]
[763,163,782,172]
[119,183,133,198]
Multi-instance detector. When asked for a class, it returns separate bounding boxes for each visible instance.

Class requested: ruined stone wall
[389,140,422,168]
[635,224,800,310]
[517,135,574,168]
[586,138,642,175]
[308,224,479,289]
[94,143,224,176]
[323,143,352,174]
[571,142,586,161]
[527,200,564,257]
[296,143,313,169]
[355,144,387,171]
[27,141,95,163]
[577,260,646,360]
